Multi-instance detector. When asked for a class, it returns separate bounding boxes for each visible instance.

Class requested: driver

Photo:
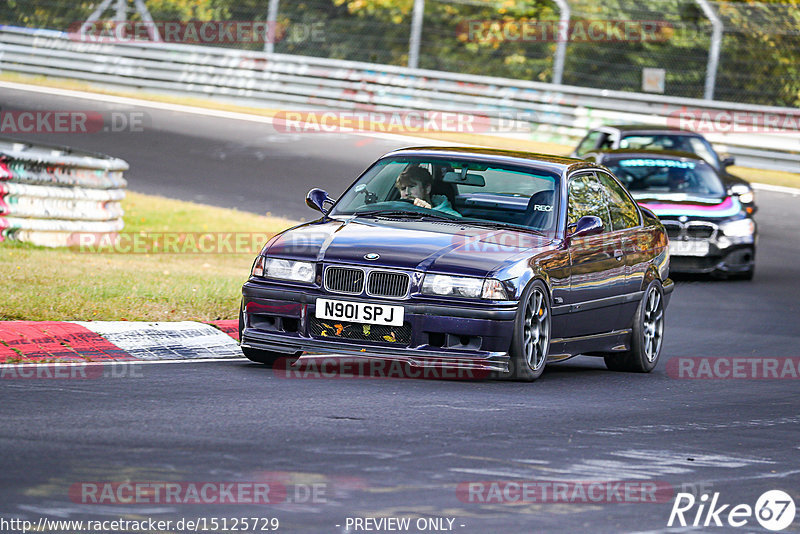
[667,167,690,191]
[395,166,461,217]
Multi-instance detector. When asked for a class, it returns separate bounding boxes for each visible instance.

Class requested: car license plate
[669,240,710,257]
[316,299,404,327]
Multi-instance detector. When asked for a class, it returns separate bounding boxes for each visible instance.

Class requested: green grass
[0,192,299,321]
[728,166,800,190]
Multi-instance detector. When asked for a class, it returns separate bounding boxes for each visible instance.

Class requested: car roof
[382,146,596,175]
[593,149,710,161]
[597,124,702,136]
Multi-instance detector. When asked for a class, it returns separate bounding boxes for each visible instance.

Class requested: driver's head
[668,167,688,190]
[395,166,433,201]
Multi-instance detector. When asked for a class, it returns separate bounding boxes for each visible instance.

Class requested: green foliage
[143,0,230,20]
[0,0,796,106]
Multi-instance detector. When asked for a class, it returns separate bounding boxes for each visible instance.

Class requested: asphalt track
[1,85,800,533]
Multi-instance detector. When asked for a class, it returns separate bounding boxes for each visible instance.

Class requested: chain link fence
[1,0,798,107]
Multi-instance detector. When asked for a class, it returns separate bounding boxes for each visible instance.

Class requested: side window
[597,133,614,150]
[575,131,603,156]
[567,173,612,233]
[688,137,721,169]
[597,172,641,231]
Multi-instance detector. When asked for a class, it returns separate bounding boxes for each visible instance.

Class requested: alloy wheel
[523,287,550,371]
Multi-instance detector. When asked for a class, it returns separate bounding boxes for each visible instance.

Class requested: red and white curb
[0,320,241,363]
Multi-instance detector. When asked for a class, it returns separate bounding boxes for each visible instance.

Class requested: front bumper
[240,281,518,372]
[669,236,755,274]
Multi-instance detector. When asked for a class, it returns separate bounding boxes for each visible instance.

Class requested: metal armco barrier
[0,136,127,247]
[0,25,797,173]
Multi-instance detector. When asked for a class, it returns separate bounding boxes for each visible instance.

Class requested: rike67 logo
[668,490,796,531]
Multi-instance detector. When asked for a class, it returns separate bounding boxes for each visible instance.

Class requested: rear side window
[596,172,640,231]
[575,131,605,156]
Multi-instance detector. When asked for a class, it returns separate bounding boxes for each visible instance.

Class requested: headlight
[253,257,316,283]
[730,184,754,204]
[422,274,508,300]
[720,218,755,237]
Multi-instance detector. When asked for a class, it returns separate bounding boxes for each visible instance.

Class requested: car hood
[632,193,742,219]
[266,217,552,277]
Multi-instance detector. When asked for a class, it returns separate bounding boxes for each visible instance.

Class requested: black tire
[605,280,665,373]
[728,266,755,281]
[241,346,300,368]
[496,280,551,382]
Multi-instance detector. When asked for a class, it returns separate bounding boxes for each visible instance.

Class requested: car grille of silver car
[662,220,718,240]
[663,221,682,240]
[686,223,716,239]
[324,266,411,298]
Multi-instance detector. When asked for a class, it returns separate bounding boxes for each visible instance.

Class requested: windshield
[331,156,561,236]
[618,134,720,168]
[605,157,726,197]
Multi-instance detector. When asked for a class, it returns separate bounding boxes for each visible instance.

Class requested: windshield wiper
[458,219,548,237]
[353,210,460,221]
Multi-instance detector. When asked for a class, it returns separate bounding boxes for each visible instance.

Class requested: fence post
[695,0,723,100]
[265,0,280,54]
[552,0,570,85]
[132,0,161,41]
[408,0,425,69]
[80,0,160,41]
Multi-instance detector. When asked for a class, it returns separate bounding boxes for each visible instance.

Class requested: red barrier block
[0,322,134,362]
[210,320,239,341]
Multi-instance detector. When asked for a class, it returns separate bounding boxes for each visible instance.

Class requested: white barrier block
[73,321,243,360]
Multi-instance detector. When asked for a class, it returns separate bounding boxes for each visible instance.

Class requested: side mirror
[721,156,735,168]
[306,188,335,215]
[567,215,604,241]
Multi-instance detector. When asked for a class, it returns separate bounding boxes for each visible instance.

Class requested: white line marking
[752,182,800,195]
[0,80,459,147]
[0,358,248,370]
[5,80,795,186]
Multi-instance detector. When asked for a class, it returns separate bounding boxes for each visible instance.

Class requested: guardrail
[0,25,797,173]
[0,136,127,247]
